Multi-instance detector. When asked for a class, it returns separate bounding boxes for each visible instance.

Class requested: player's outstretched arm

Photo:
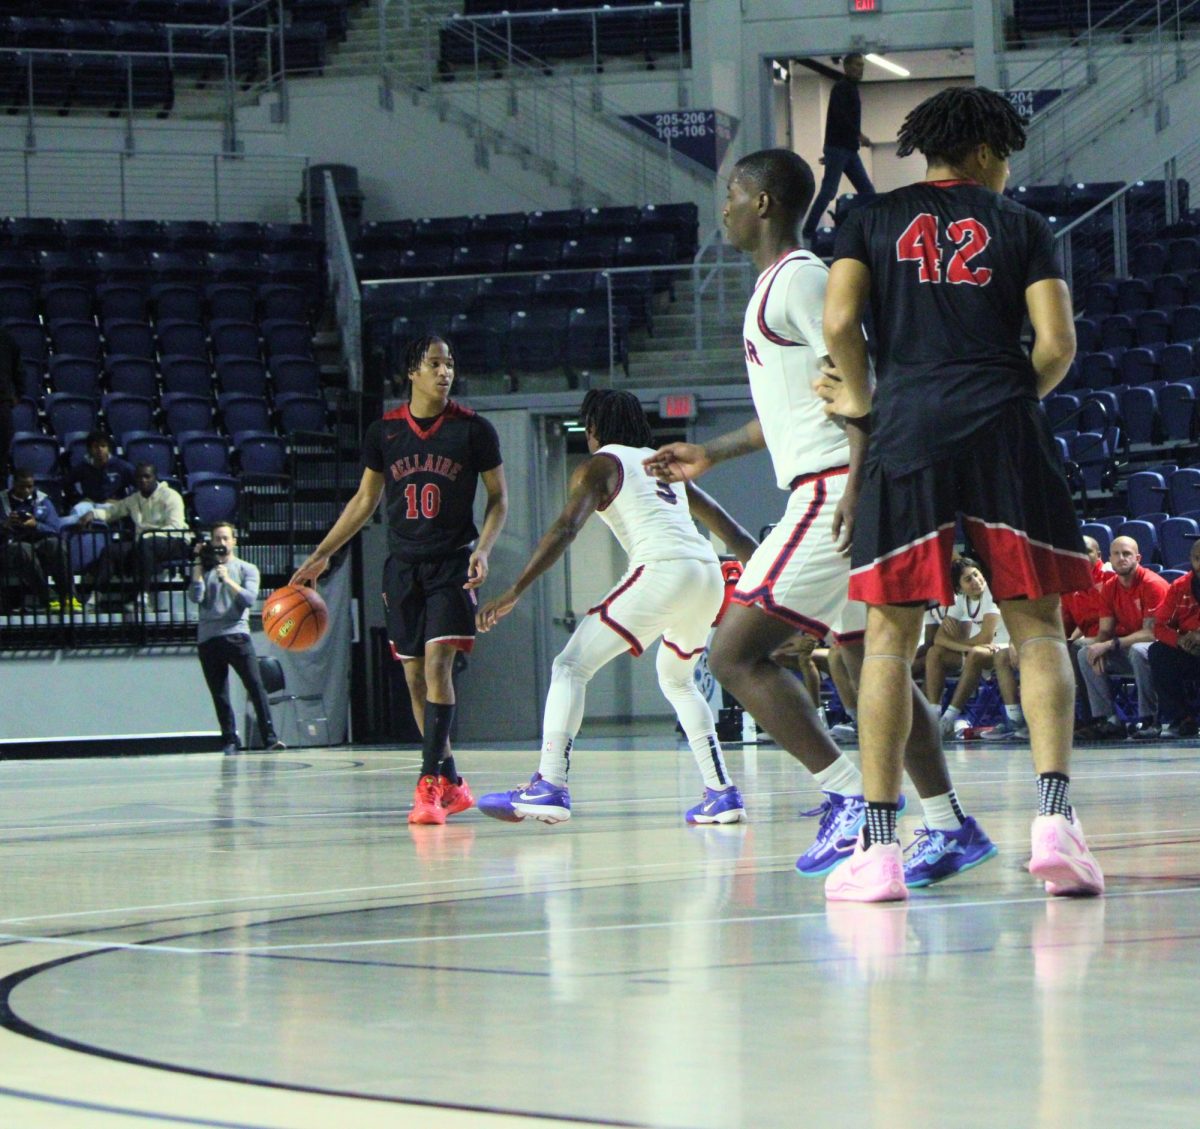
[291,468,384,586]
[820,258,873,419]
[465,464,509,589]
[642,420,765,483]
[1026,278,1076,399]
[476,456,618,632]
[683,482,758,564]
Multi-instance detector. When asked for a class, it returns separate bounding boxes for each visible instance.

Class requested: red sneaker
[408,775,446,825]
[441,776,475,816]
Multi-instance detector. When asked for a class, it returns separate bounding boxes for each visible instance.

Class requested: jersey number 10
[896,213,993,286]
[404,482,442,519]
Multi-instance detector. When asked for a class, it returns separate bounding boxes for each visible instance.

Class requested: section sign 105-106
[619,109,740,175]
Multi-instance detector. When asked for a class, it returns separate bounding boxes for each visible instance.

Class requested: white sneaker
[829,721,858,743]
[1028,813,1105,896]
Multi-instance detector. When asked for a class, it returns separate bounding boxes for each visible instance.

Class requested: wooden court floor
[1,738,1198,1128]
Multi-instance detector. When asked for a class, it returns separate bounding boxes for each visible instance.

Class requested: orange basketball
[262,584,329,652]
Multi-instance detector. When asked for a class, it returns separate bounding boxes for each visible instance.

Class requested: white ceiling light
[864,52,910,77]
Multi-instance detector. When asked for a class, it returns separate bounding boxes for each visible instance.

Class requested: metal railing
[1004,0,1200,184]
[0,147,311,222]
[324,170,364,393]
[377,0,695,207]
[1054,134,1198,292]
[359,254,752,390]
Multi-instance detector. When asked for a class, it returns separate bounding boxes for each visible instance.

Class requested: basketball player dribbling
[816,87,1102,901]
[291,335,508,825]
[646,148,995,886]
[475,389,759,825]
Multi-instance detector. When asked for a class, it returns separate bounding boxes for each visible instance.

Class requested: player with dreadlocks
[293,334,508,825]
[814,85,1102,901]
[475,389,759,825]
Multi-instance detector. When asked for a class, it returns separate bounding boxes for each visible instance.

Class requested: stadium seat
[1119,347,1159,386]
[206,284,258,323]
[1081,351,1119,389]
[151,283,205,324]
[11,398,39,434]
[1117,519,1159,563]
[122,431,175,479]
[96,283,148,323]
[1117,278,1152,313]
[1126,471,1169,516]
[44,393,97,440]
[1045,392,1081,431]
[103,319,157,361]
[1159,343,1195,383]
[1080,389,1120,431]
[1119,385,1158,445]
[1135,310,1170,347]
[275,392,330,435]
[0,283,38,322]
[48,319,103,362]
[261,319,313,358]
[106,355,159,399]
[41,282,94,323]
[257,284,310,322]
[162,393,215,438]
[1080,520,1114,559]
[218,393,272,439]
[507,308,569,372]
[102,394,156,444]
[1159,517,1200,570]
[269,355,322,396]
[1170,467,1200,512]
[209,319,261,361]
[160,355,213,397]
[1100,314,1135,350]
[216,357,269,397]
[190,474,239,525]
[1160,383,1196,441]
[178,433,231,477]
[1153,273,1187,310]
[47,355,102,399]
[1171,305,1200,342]
[235,431,289,478]
[9,432,60,477]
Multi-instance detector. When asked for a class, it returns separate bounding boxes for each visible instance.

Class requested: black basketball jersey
[834,179,1065,474]
[362,401,502,561]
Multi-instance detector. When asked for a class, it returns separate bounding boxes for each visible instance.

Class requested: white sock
[942,705,962,723]
[814,754,863,797]
[688,733,733,790]
[920,791,964,830]
[1005,704,1025,725]
[538,732,572,786]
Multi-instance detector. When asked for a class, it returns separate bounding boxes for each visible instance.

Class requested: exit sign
[849,0,881,11]
[658,392,697,420]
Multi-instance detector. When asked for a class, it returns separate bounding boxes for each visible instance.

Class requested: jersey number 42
[896,213,993,287]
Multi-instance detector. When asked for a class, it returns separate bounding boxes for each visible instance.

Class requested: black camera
[195,536,229,571]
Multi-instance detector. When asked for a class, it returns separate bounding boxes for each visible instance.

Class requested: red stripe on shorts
[849,525,958,607]
[661,638,706,660]
[962,517,1094,600]
[588,565,646,656]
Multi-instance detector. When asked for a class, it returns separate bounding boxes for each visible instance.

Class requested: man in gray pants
[189,521,285,755]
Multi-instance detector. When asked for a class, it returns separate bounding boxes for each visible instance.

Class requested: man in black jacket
[802,53,876,245]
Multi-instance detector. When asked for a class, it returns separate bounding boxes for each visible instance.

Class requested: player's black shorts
[383,549,477,660]
[849,398,1093,607]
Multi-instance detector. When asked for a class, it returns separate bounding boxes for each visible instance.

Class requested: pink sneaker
[1028,813,1105,896]
[824,833,908,903]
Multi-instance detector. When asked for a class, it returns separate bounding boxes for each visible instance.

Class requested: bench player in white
[476,389,758,824]
[646,148,995,886]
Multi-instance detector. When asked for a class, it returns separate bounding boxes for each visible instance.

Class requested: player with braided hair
[815,85,1102,901]
[476,390,759,826]
[293,334,508,825]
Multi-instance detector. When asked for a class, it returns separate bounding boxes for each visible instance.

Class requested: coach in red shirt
[1078,535,1169,738]
[1141,539,1200,738]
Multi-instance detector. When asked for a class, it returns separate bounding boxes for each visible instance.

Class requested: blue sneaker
[686,785,747,825]
[795,791,906,877]
[478,774,571,825]
[903,816,998,887]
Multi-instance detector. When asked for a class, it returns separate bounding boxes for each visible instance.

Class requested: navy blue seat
[93,250,151,286]
[1153,273,1187,310]
[453,242,506,275]
[110,220,163,251]
[1159,517,1200,570]
[261,319,312,359]
[1119,347,1158,386]
[162,393,215,438]
[525,209,584,241]
[447,309,507,374]
[122,431,175,479]
[209,319,260,361]
[1171,305,1200,342]
[235,432,289,478]
[161,221,215,252]
[0,283,38,322]
[1160,383,1196,441]
[1131,241,1168,279]
[41,282,94,323]
[157,319,209,362]
[103,319,157,361]
[102,394,156,444]
[206,252,268,287]
[1117,519,1159,563]
[508,307,569,372]
[0,249,40,287]
[218,393,273,439]
[356,220,414,252]
[275,392,330,435]
[214,222,266,253]
[1084,282,1117,318]
[48,319,102,362]
[566,304,629,379]
[269,355,322,396]
[561,236,617,271]
[47,355,102,399]
[206,284,257,323]
[106,355,158,399]
[96,283,148,323]
[257,284,310,323]
[44,392,97,440]
[149,251,206,285]
[216,357,269,397]
[1081,351,1119,390]
[1080,521,1114,559]
[179,432,230,477]
[159,355,212,397]
[189,474,239,525]
[1119,386,1158,445]
[1126,471,1168,517]
[1170,467,1200,513]
[1159,343,1195,383]
[470,212,527,242]
[150,283,205,324]
[1135,309,1170,347]
[1100,314,1135,350]
[1045,392,1080,432]
[9,432,60,477]
[12,399,39,434]
[412,215,472,246]
[5,320,49,371]
[1169,238,1200,274]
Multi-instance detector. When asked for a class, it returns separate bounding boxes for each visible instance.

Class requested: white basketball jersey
[594,444,719,565]
[742,250,850,490]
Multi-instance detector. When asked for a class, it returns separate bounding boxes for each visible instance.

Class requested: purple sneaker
[478,774,571,825]
[686,785,747,825]
[902,816,998,887]
[795,791,906,877]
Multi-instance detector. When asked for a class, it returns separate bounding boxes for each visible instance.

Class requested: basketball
[262,585,328,652]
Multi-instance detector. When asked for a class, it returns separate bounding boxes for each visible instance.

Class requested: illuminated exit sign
[658,392,697,420]
[849,0,881,11]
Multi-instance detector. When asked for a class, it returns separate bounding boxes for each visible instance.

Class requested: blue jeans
[802,145,876,238]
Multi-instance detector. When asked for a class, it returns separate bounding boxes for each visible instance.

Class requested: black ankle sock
[1038,772,1071,817]
[421,702,455,778]
[440,754,460,785]
[863,802,899,847]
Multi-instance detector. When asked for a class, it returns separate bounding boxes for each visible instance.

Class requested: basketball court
[2,738,1198,1128]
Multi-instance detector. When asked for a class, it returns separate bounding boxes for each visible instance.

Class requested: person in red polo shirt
[1063,534,1112,731]
[1140,539,1200,739]
[1079,535,1169,738]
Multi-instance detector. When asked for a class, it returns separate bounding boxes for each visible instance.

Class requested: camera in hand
[195,536,230,571]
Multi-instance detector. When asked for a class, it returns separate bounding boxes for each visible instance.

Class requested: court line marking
[2,883,1198,957]
[0,1084,282,1128]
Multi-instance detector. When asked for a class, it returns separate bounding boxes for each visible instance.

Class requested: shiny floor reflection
[1,741,1199,1128]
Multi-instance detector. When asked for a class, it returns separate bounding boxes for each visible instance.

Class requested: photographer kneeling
[189,522,285,755]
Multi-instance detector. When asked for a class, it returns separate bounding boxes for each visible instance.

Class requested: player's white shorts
[731,467,865,642]
[588,557,724,658]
